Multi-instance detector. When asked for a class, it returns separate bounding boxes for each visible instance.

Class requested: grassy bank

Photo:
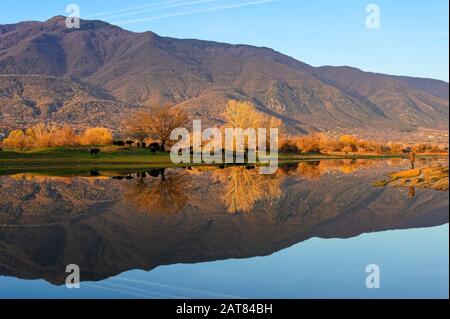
[0,146,447,176]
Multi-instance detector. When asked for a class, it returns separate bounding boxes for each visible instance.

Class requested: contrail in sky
[115,0,278,25]
[114,277,243,298]
[86,0,219,20]
[85,0,184,18]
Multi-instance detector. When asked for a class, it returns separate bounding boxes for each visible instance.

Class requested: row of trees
[1,124,112,149]
[279,133,448,154]
[122,101,281,151]
[1,100,447,154]
[0,105,189,150]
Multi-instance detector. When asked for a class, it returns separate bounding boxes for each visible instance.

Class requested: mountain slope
[315,66,449,130]
[0,16,448,135]
[0,74,134,130]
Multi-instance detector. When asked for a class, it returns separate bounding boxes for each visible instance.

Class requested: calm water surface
[0,158,448,298]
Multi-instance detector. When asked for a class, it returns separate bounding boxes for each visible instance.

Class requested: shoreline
[0,147,448,176]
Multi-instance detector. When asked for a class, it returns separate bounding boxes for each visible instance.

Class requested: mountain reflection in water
[0,158,448,285]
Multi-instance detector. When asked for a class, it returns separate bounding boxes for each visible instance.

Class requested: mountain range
[0,16,448,137]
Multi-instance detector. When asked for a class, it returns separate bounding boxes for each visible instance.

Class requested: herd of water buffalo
[90,141,161,155]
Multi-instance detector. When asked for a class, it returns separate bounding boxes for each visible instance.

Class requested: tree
[123,169,193,214]
[214,166,283,213]
[121,110,153,146]
[339,135,358,153]
[3,124,112,148]
[222,100,265,129]
[3,130,26,149]
[53,125,77,146]
[148,104,189,151]
[25,123,51,147]
[222,100,282,151]
[79,127,113,146]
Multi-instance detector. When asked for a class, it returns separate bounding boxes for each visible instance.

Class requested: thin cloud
[419,31,449,38]
[113,277,243,298]
[115,0,278,25]
[83,282,155,299]
[97,281,186,299]
[98,0,220,21]
[85,0,184,18]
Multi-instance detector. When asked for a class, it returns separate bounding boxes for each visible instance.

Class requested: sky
[1,0,449,81]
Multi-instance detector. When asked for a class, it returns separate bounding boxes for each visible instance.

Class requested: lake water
[0,158,448,298]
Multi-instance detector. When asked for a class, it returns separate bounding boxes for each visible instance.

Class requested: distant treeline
[279,133,448,154]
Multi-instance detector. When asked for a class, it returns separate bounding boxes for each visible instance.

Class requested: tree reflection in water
[123,169,193,214]
[213,166,284,213]
[120,158,447,215]
[408,187,416,198]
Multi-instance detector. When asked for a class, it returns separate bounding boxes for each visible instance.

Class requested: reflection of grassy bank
[0,146,448,176]
[374,166,449,191]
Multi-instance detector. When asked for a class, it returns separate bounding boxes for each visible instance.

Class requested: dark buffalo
[149,142,160,154]
[125,141,134,146]
[402,147,412,153]
[149,142,160,149]
[90,148,101,155]
[113,141,125,146]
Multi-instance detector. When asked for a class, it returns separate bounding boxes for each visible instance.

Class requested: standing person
[408,151,416,169]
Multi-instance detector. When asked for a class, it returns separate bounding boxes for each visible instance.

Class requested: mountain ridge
[0,16,448,137]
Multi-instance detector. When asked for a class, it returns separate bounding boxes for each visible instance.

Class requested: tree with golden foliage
[294,133,325,153]
[2,129,27,149]
[25,123,51,147]
[223,100,266,129]
[78,127,113,146]
[53,125,77,146]
[3,124,75,148]
[214,166,283,213]
[223,100,282,129]
[222,100,282,152]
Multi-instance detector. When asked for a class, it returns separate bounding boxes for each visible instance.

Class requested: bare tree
[148,104,189,151]
[122,110,153,146]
